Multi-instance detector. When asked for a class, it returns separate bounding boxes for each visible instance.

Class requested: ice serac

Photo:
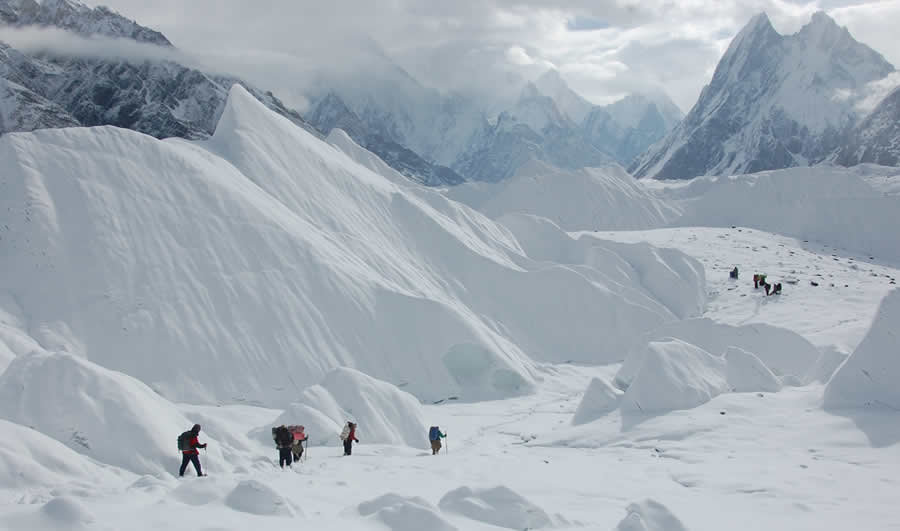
[619,339,729,414]
[631,12,895,179]
[1,85,697,405]
[825,290,900,410]
[270,367,427,448]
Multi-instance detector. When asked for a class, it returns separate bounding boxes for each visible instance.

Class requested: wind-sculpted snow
[0,85,700,406]
[825,290,900,410]
[615,499,690,531]
[445,160,679,231]
[0,352,222,477]
[359,494,456,531]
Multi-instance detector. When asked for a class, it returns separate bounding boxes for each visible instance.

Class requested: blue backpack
[429,426,440,441]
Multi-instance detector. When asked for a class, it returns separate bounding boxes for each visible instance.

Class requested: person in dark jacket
[179,424,207,477]
[274,425,293,468]
[340,421,359,456]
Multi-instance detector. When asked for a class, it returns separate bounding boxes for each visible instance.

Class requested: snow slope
[824,289,900,410]
[445,159,679,231]
[0,84,704,406]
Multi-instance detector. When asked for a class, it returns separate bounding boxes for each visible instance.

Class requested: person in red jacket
[179,424,207,477]
[340,421,359,456]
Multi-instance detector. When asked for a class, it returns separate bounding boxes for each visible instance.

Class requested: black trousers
[180,453,202,476]
[343,439,353,455]
[279,447,293,468]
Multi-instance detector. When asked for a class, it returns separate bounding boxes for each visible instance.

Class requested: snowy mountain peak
[631,10,896,179]
[0,0,171,45]
[533,68,593,123]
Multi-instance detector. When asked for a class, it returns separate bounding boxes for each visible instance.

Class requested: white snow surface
[824,289,900,410]
[446,160,679,231]
[725,346,782,393]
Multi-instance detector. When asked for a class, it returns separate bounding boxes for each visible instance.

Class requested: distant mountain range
[3,2,898,185]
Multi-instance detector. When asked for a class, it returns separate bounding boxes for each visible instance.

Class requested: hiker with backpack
[340,421,359,456]
[273,425,294,468]
[428,426,447,455]
[178,424,207,477]
[729,267,739,279]
[290,425,308,463]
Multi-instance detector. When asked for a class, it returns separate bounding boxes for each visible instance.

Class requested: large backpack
[429,426,440,441]
[177,430,192,451]
[273,425,291,447]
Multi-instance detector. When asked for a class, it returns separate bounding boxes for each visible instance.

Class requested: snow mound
[825,290,900,409]
[616,318,818,388]
[40,496,95,525]
[615,499,689,531]
[359,493,456,531]
[572,378,623,425]
[725,347,782,393]
[620,339,728,414]
[446,160,678,231]
[672,167,900,264]
[272,367,426,448]
[224,479,297,517]
[0,352,218,477]
[0,419,120,489]
[0,84,704,405]
[438,485,552,530]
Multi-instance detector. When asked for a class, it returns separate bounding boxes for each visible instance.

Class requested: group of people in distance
[177,422,449,476]
[731,267,782,296]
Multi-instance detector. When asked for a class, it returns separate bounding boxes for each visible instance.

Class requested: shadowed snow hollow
[0,84,706,405]
[825,290,900,410]
[0,352,222,477]
[446,160,678,231]
[265,367,426,448]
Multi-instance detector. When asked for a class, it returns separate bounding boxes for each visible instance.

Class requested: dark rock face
[0,0,317,141]
[306,92,465,186]
[836,86,900,167]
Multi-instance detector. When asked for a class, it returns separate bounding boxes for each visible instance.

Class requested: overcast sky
[92,0,900,112]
